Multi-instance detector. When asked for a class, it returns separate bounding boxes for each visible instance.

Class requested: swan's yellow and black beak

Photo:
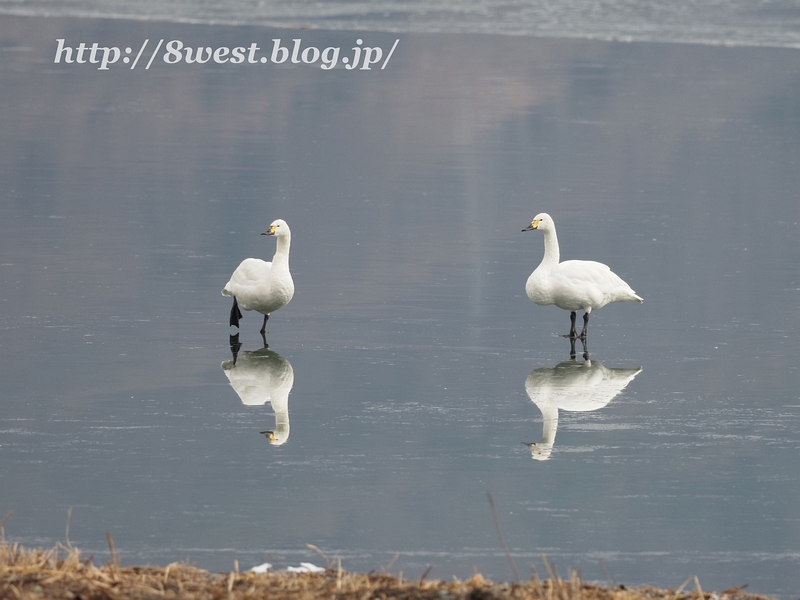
[261,430,276,442]
[261,225,277,236]
[522,219,540,232]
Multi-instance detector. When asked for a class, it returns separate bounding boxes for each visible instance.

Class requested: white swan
[221,346,294,445]
[522,213,642,338]
[525,359,642,460]
[222,219,294,336]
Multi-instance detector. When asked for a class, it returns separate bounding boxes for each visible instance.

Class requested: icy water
[4,0,800,48]
[1,12,800,598]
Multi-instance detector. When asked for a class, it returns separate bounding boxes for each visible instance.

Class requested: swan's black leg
[259,313,269,335]
[579,312,589,339]
[230,297,243,328]
[569,336,577,359]
[563,311,578,339]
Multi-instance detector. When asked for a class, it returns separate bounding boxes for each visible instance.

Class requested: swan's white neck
[539,226,560,269]
[272,235,291,266]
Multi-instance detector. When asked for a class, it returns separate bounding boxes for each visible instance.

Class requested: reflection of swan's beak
[524,441,552,461]
[260,430,276,442]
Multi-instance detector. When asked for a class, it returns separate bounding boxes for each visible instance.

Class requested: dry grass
[0,538,776,600]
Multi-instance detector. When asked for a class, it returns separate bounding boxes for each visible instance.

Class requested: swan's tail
[620,285,643,303]
[614,286,643,304]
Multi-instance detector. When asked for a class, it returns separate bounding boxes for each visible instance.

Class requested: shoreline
[0,542,778,600]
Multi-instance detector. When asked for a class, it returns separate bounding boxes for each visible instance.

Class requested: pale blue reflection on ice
[221,338,294,446]
[524,358,642,460]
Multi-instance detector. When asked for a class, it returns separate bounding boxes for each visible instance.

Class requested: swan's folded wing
[553,260,639,303]
[225,258,272,289]
[236,258,272,282]
[554,260,619,286]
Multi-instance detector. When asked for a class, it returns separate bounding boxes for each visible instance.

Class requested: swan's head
[522,213,554,233]
[262,219,291,237]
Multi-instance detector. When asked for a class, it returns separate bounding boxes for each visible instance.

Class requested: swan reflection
[221,335,294,445]
[525,358,641,460]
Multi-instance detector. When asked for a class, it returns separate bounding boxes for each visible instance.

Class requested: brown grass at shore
[0,538,776,600]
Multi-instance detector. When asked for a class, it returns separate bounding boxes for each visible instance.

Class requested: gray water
[4,0,800,48]
[1,12,800,598]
